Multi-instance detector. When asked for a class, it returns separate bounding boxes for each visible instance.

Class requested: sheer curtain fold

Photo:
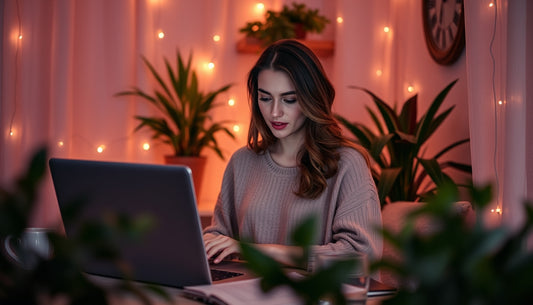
[465,0,531,229]
[1,0,149,227]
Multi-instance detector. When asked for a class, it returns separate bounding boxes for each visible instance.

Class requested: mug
[3,227,52,269]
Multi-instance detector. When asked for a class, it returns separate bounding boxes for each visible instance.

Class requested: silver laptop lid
[49,158,212,287]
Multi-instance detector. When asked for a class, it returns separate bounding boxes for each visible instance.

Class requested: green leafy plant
[376,182,533,305]
[115,51,235,160]
[239,217,359,305]
[335,79,472,206]
[239,2,330,46]
[0,148,166,304]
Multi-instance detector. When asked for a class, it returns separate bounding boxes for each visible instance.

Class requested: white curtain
[1,0,242,228]
[464,0,532,230]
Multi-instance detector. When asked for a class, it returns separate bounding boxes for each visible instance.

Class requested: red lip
[271,121,288,130]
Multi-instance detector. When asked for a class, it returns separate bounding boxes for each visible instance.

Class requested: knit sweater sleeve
[307,148,383,272]
[202,147,245,239]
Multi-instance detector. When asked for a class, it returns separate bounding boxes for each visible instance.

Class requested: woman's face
[257,69,307,144]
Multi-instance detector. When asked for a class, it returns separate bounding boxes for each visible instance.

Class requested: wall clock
[422,0,465,65]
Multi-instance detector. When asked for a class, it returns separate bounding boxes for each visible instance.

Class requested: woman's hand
[203,233,240,264]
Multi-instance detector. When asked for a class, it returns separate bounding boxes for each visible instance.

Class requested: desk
[92,275,393,305]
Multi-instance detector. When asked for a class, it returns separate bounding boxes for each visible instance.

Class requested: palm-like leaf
[337,79,471,206]
[115,51,235,158]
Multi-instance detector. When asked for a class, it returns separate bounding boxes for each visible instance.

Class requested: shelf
[236,38,335,57]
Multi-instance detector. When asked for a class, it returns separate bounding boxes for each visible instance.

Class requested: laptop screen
[49,158,213,287]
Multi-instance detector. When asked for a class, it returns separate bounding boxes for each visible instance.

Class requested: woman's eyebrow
[258,88,296,96]
[258,88,271,95]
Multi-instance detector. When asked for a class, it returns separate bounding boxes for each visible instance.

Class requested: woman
[203,39,382,272]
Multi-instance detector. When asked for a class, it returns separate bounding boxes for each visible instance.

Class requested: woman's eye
[283,98,297,104]
[259,96,271,102]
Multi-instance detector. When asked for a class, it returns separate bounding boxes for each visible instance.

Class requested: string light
[491,206,502,214]
[255,3,265,11]
[336,17,344,24]
[489,0,502,221]
[407,85,415,93]
[376,69,383,77]
[96,145,105,153]
[383,26,390,33]
[6,0,243,159]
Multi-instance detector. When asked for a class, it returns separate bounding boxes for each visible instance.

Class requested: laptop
[49,158,249,288]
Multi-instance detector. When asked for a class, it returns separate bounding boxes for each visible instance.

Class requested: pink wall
[1,0,472,227]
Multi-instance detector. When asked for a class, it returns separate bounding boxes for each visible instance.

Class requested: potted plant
[239,2,330,46]
[115,51,235,199]
[335,79,472,207]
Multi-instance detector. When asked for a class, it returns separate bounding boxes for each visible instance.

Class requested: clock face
[422,0,465,65]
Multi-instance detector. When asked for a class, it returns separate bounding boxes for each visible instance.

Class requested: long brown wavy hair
[247,39,370,199]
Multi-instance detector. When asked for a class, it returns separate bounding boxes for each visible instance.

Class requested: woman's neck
[269,137,303,168]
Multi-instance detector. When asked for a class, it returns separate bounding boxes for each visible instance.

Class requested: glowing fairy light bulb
[207,62,215,70]
[228,98,236,106]
[376,69,383,76]
[233,125,240,132]
[213,35,221,42]
[336,17,344,24]
[142,142,151,151]
[157,31,165,39]
[58,141,64,147]
[383,26,390,33]
[97,145,105,153]
[407,85,415,93]
[491,206,502,214]
[256,3,265,11]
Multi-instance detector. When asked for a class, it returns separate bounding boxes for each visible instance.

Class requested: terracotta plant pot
[164,155,207,203]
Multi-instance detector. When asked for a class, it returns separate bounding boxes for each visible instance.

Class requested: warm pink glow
[213,35,221,42]
[336,17,344,24]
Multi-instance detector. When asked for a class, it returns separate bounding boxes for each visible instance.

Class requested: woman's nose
[271,100,282,118]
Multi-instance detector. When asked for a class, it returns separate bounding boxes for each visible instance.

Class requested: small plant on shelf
[239,2,330,46]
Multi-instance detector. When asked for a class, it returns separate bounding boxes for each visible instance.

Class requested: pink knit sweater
[204,146,383,271]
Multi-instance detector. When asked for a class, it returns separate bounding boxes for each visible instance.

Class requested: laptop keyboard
[210,269,244,281]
